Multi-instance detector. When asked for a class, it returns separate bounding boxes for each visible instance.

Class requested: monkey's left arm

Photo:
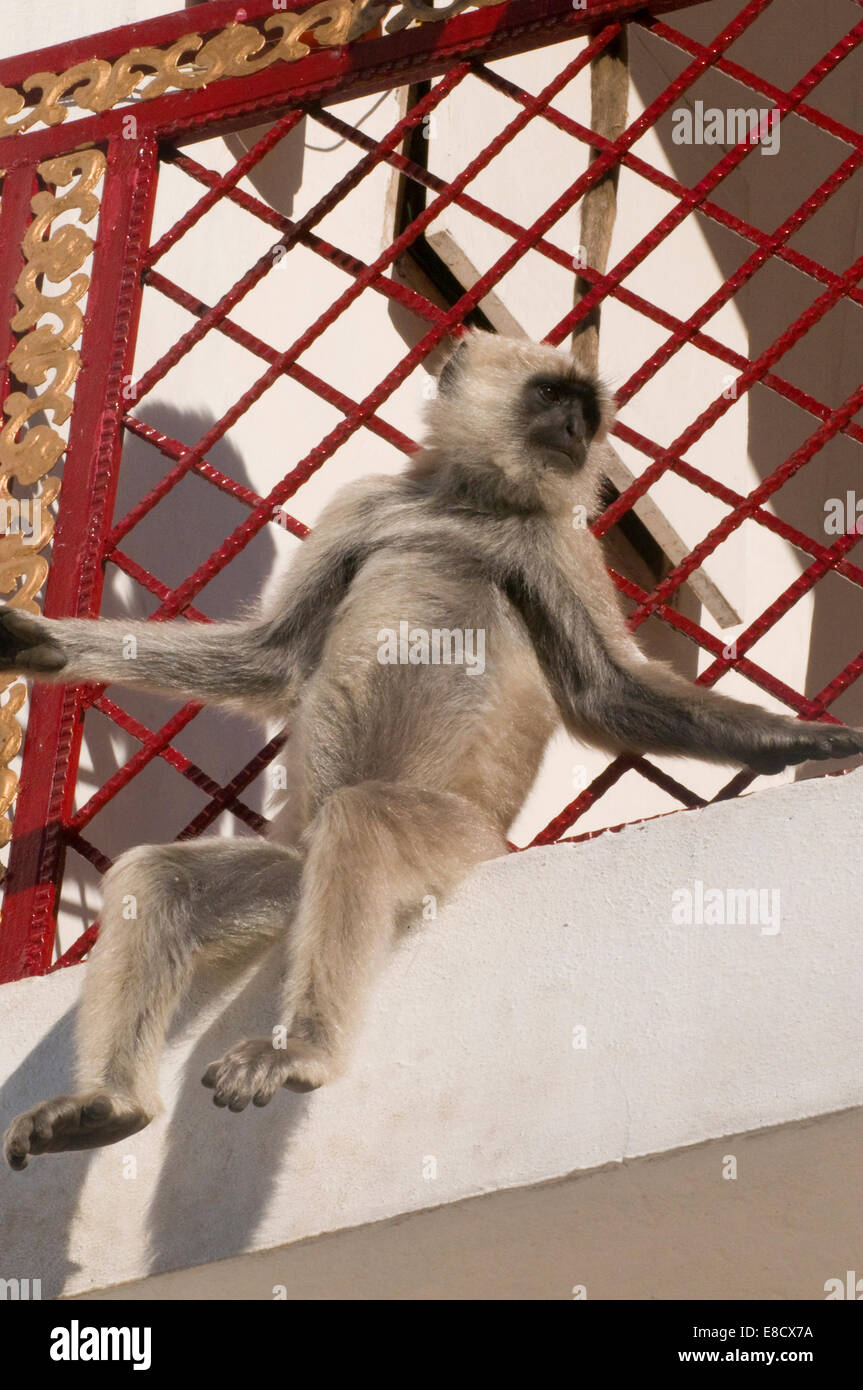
[501,556,863,775]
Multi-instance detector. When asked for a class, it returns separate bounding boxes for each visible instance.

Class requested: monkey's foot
[202,1036,333,1111]
[3,1092,151,1170]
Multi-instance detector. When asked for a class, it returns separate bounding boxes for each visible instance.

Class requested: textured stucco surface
[2,768,862,1298]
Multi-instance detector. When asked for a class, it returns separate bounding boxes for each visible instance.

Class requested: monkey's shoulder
[317,472,404,523]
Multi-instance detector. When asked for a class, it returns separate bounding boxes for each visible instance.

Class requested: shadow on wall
[0,1007,85,1295]
[7,398,310,1292]
[629,0,863,769]
[187,0,309,221]
[221,122,308,221]
[10,3,425,1295]
[145,945,310,1282]
[56,404,279,947]
[0,943,313,1297]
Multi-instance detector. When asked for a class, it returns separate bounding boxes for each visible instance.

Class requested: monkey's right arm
[0,479,387,712]
[0,606,285,708]
[502,555,863,775]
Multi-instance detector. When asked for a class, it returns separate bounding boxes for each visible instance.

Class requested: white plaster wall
[1,0,172,55]
[2,766,862,1298]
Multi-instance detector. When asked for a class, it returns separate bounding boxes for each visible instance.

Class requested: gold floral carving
[0,148,105,847]
[0,3,505,136]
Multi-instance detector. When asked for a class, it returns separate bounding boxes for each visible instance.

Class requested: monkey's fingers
[792,724,863,763]
[0,606,66,674]
[748,724,863,775]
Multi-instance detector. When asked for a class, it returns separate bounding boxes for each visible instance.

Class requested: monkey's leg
[3,840,301,1169]
[202,783,505,1107]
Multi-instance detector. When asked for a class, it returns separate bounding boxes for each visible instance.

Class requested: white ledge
[2,767,862,1297]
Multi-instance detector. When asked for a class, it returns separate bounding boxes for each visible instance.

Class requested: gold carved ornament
[0,2,505,136]
[0,148,105,848]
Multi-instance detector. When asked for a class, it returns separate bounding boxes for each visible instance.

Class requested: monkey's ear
[437,340,469,396]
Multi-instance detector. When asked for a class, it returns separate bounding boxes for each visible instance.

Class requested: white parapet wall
[1,766,862,1298]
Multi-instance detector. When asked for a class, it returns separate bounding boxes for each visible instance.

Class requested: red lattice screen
[0,0,861,981]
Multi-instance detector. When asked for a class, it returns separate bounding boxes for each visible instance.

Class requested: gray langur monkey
[4,330,862,1168]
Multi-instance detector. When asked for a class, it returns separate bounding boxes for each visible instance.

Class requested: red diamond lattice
[0,0,861,979]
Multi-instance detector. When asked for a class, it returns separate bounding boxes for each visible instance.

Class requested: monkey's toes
[202,1038,275,1110]
[2,1091,151,1168]
[202,1036,328,1111]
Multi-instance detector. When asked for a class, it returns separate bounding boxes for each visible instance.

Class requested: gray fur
[4,330,862,1166]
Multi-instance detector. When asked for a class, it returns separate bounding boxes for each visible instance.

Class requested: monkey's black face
[519,373,601,470]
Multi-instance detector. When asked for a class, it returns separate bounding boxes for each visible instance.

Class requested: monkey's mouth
[527,421,589,470]
[539,441,588,472]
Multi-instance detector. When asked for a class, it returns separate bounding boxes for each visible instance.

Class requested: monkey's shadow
[0,1007,87,1295]
[56,401,281,945]
[145,943,310,1280]
[3,396,313,1293]
[0,943,310,1295]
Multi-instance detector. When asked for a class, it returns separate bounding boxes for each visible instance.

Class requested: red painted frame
[0,0,861,980]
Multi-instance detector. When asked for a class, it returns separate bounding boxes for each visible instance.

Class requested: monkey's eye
[536,382,563,406]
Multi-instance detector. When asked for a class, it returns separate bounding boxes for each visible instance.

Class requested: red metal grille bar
[0,0,709,169]
[1,0,860,977]
[0,136,159,981]
[118,7,769,633]
[317,91,863,449]
[104,31,619,629]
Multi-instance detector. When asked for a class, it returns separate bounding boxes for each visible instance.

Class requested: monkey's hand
[0,606,66,676]
[745,720,863,776]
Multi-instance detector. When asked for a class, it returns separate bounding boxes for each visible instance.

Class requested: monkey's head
[418,330,613,513]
